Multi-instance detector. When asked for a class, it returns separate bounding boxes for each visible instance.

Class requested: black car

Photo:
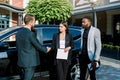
[0,25,82,80]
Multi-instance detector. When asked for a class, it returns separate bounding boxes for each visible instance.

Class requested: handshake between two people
[46,47,51,53]
[46,46,71,53]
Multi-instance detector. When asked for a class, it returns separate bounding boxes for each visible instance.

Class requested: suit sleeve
[51,33,57,50]
[94,29,102,61]
[69,34,74,49]
[30,32,47,53]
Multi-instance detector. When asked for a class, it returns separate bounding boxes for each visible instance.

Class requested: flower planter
[101,48,120,60]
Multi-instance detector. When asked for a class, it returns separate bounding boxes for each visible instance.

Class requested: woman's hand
[64,47,71,53]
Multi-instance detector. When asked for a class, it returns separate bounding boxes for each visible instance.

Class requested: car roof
[35,24,82,29]
[0,26,22,35]
[0,24,82,33]
[0,25,82,41]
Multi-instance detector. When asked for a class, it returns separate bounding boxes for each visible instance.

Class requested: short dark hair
[60,21,69,33]
[82,16,92,22]
[24,14,35,25]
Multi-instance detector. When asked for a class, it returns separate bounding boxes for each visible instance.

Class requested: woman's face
[59,24,66,33]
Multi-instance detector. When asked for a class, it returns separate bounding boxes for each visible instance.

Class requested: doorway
[113,14,120,46]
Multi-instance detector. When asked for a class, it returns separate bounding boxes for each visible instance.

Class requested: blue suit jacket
[16,27,47,67]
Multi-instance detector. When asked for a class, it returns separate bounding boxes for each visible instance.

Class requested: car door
[0,33,20,77]
[42,27,58,46]
[35,27,58,69]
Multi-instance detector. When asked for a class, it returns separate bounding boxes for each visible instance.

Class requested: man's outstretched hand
[47,47,51,53]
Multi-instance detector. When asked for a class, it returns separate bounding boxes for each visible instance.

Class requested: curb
[101,56,120,68]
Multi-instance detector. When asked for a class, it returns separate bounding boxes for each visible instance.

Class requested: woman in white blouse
[51,21,73,80]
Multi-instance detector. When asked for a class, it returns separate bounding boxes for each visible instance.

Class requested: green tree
[25,0,73,23]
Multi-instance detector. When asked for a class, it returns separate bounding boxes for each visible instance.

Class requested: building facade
[71,0,120,45]
[0,0,30,30]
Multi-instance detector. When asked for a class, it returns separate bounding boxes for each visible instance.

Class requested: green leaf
[25,0,73,23]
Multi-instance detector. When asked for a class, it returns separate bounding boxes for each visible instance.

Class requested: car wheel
[70,63,80,80]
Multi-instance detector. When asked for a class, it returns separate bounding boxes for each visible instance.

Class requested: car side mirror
[0,42,9,50]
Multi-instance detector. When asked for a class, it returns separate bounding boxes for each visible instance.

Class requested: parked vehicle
[0,25,82,79]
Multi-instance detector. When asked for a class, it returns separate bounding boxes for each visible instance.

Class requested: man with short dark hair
[79,16,101,80]
[16,14,50,80]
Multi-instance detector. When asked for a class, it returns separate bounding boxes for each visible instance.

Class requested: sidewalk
[96,57,120,80]
[33,56,120,80]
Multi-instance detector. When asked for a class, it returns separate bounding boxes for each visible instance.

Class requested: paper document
[88,62,100,71]
[56,49,68,60]
[0,52,8,58]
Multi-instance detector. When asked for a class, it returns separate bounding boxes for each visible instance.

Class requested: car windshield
[0,26,22,36]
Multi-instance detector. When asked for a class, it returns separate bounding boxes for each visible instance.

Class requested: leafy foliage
[102,44,120,50]
[25,0,73,23]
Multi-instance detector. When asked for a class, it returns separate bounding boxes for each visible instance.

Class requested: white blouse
[59,40,65,48]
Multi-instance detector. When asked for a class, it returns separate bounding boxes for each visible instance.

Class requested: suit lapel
[88,26,94,51]
[65,33,68,48]
[81,26,94,50]
[88,26,94,40]
[56,33,60,48]
[81,29,84,49]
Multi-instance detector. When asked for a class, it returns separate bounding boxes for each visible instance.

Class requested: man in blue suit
[79,16,101,80]
[16,14,50,80]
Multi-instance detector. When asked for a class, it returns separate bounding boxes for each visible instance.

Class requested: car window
[42,27,58,43]
[36,28,43,44]
[41,27,81,44]
[1,33,16,48]
[69,28,81,40]
[2,34,16,42]
[0,27,21,36]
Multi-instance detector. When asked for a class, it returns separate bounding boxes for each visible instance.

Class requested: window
[41,27,81,44]
[109,0,119,2]
[0,33,16,51]
[2,34,16,42]
[42,28,58,43]
[0,14,10,31]
[77,0,88,5]
[69,28,81,40]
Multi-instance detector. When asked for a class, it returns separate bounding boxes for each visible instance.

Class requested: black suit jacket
[52,33,73,64]
[16,27,47,67]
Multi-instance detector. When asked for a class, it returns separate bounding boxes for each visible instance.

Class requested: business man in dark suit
[16,14,50,80]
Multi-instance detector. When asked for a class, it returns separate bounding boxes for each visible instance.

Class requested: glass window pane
[2,21,4,24]
[7,25,9,28]
[42,28,58,41]
[2,25,4,28]
[0,14,10,30]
